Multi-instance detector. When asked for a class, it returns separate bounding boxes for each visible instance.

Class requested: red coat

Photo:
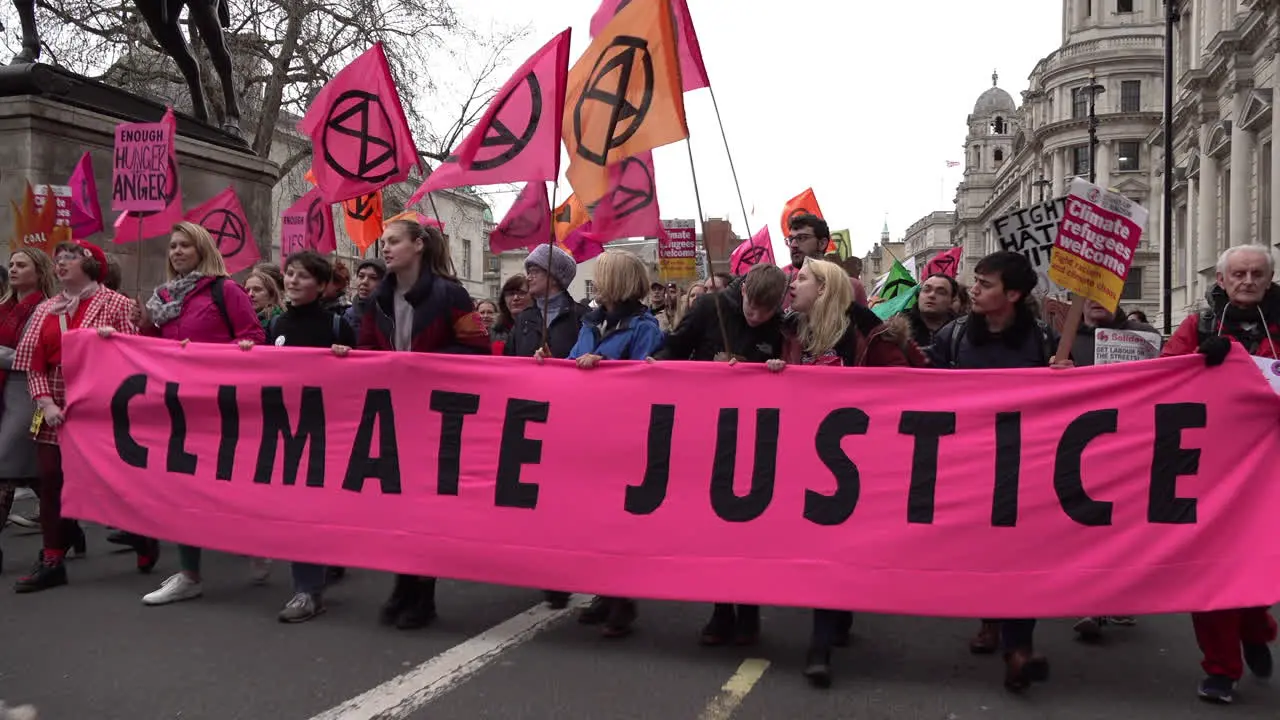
[1163,290,1280,360]
[782,302,910,367]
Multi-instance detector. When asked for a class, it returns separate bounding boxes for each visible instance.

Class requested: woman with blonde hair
[134,221,267,606]
[769,257,909,689]
[244,268,285,329]
[0,248,56,570]
[537,250,664,637]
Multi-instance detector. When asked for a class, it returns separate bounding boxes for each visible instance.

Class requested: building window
[1120,80,1140,112]
[992,116,1006,134]
[1117,0,1133,13]
[1121,266,1143,300]
[1085,0,1092,16]
[487,256,499,272]
[994,148,1004,164]
[488,283,500,300]
[462,239,473,279]
[1072,88,1089,119]
[1072,146,1091,176]
[584,279,596,301]
[1117,141,1141,171]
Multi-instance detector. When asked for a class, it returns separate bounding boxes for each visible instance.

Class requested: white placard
[1094,328,1162,365]
[991,198,1065,296]
[1252,356,1280,394]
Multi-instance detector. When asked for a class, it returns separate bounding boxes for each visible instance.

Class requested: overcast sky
[441,0,1062,258]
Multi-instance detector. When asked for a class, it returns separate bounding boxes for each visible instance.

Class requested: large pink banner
[60,333,1280,618]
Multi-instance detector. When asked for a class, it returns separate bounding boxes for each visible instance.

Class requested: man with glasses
[784,214,868,308]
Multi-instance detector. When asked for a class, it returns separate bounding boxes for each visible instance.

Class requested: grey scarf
[146,272,206,327]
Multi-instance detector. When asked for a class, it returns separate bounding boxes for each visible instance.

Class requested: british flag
[945,160,961,168]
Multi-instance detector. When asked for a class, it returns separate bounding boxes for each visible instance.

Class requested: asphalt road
[1,503,1275,720]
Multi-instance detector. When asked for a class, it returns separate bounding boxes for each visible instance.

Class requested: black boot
[734,605,761,646]
[803,646,832,689]
[601,597,637,638]
[543,590,570,609]
[136,537,160,574]
[395,577,438,630]
[699,604,736,646]
[379,574,416,626]
[66,521,86,557]
[14,552,67,593]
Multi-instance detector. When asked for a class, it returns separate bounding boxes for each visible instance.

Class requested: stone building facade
[952,0,1167,321]
[903,211,957,272]
[1159,0,1280,324]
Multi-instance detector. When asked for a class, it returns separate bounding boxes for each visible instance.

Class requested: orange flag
[562,0,689,204]
[781,188,827,250]
[10,182,63,255]
[553,194,589,243]
[343,191,384,255]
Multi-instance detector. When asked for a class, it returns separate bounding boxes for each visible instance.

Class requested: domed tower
[953,71,1018,280]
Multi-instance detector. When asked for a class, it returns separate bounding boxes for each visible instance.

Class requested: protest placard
[32,184,73,229]
[1094,328,1162,365]
[659,218,697,281]
[991,198,1065,295]
[112,122,173,212]
[1049,178,1148,311]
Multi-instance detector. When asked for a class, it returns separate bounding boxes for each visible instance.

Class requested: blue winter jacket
[569,306,665,361]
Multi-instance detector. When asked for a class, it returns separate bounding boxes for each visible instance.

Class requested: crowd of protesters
[1,213,1276,706]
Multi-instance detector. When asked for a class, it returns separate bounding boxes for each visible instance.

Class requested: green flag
[828,229,852,260]
[871,259,918,320]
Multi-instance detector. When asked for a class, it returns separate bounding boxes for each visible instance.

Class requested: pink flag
[729,225,775,276]
[588,151,660,244]
[589,0,710,92]
[113,107,183,244]
[184,186,260,274]
[299,44,421,204]
[67,152,103,239]
[923,245,963,278]
[280,188,336,262]
[559,222,605,263]
[490,183,551,254]
[409,29,571,204]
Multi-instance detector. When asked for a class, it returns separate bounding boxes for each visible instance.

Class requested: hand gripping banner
[59,333,1280,618]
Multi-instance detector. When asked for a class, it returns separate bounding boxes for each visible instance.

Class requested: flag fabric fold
[780,188,824,248]
[589,0,711,92]
[184,186,260,274]
[409,29,571,203]
[564,0,689,204]
[729,225,774,276]
[280,187,336,259]
[923,245,963,278]
[588,151,661,243]
[553,194,590,243]
[342,191,384,256]
[299,43,421,203]
[870,259,918,320]
[490,182,552,254]
[68,152,104,239]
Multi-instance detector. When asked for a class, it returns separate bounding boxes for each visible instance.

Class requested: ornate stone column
[1197,121,1219,275]
[1229,86,1254,246]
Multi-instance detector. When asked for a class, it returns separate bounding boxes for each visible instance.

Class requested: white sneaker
[6,514,37,529]
[249,557,273,585]
[142,573,203,606]
[13,487,34,501]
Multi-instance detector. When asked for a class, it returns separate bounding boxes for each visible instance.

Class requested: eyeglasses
[786,234,816,246]
[505,290,529,298]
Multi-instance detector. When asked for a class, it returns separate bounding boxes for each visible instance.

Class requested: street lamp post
[1161,1,1181,334]
[1084,72,1106,185]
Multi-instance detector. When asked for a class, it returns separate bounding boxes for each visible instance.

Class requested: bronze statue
[6,0,242,137]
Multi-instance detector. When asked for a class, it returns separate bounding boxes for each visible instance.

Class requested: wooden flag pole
[1054,294,1084,364]
[684,136,731,358]
[540,181,559,353]
[707,85,753,242]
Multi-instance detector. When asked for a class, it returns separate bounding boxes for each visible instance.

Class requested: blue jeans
[291,562,326,595]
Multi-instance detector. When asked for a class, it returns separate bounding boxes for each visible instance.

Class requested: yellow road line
[696,658,771,720]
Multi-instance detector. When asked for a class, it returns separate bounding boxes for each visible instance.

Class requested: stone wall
[0,95,279,299]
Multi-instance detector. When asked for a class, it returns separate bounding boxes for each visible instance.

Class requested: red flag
[588,151,661,243]
[490,183,551,254]
[729,225,775,276]
[780,188,824,248]
[923,245,963,278]
[298,43,421,203]
[558,221,605,263]
[590,0,710,92]
[184,186,260,274]
[113,107,182,244]
[409,30,571,204]
[67,152,103,239]
[342,191,384,256]
[280,187,336,262]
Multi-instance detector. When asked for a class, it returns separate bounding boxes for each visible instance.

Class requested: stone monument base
[0,64,278,299]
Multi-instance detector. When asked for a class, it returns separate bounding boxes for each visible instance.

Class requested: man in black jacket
[656,263,788,364]
[505,244,587,360]
[652,262,789,646]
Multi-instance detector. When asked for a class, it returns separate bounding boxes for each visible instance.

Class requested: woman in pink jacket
[128,222,266,607]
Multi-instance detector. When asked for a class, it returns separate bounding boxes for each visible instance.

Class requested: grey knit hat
[525,244,576,290]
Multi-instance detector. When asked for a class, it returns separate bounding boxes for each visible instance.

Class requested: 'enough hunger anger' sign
[58,333,1280,619]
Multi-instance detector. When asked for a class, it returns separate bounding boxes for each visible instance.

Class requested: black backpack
[208,276,236,340]
[947,314,1054,368]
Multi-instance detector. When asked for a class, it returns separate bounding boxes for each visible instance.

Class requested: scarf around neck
[46,282,100,319]
[147,272,206,326]
[0,292,45,349]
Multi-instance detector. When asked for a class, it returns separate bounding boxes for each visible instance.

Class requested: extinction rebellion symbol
[346,193,377,222]
[322,90,399,183]
[201,209,246,258]
[606,156,654,219]
[307,197,328,242]
[468,72,543,172]
[573,36,655,166]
